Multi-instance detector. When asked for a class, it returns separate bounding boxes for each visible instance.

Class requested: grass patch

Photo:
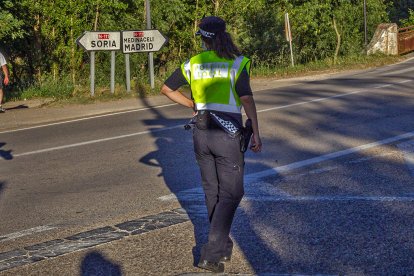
[19,76,74,100]
[251,54,405,79]
[6,54,408,105]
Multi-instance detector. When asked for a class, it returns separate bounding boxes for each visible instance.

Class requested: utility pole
[146,0,155,89]
[364,0,368,50]
[285,13,294,67]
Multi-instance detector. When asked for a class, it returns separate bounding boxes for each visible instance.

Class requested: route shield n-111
[122,30,168,54]
[76,31,121,51]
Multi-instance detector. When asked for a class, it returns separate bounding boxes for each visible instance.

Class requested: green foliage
[0,0,410,101]
[388,0,414,25]
[20,75,74,100]
[0,1,25,40]
[400,9,414,27]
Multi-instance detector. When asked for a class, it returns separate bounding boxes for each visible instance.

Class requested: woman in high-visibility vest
[161,16,262,273]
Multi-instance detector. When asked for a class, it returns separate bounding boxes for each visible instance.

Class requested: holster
[240,119,253,153]
[195,110,211,130]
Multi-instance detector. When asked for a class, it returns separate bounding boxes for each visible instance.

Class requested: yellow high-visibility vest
[181,51,250,114]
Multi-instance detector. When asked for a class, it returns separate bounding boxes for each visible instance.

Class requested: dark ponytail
[203,32,241,60]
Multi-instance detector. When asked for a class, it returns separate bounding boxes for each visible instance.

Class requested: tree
[0,1,25,42]
[400,9,414,27]
[0,0,401,98]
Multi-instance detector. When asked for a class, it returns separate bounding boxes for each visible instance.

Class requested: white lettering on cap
[198,28,215,38]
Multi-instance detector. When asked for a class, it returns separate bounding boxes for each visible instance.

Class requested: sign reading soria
[76,31,121,51]
[122,30,168,54]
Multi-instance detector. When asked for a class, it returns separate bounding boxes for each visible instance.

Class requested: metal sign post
[146,0,154,89]
[77,29,168,95]
[76,31,121,96]
[90,51,95,97]
[364,0,368,51]
[125,54,131,92]
[111,51,116,93]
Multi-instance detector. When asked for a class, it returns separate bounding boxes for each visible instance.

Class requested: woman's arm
[161,85,194,110]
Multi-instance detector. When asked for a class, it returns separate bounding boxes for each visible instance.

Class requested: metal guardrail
[398,25,414,55]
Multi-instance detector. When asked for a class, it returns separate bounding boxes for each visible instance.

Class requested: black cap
[196,16,226,38]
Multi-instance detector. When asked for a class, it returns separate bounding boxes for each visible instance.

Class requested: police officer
[161,16,262,273]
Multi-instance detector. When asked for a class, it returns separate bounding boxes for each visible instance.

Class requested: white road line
[0,103,178,134]
[158,133,414,203]
[2,75,412,135]
[382,67,414,76]
[283,152,393,181]
[239,195,414,202]
[159,187,414,203]
[245,131,414,183]
[398,79,413,84]
[373,84,393,89]
[0,225,56,242]
[397,140,414,176]
[5,79,414,158]
[13,124,183,157]
[257,79,412,114]
[257,90,364,113]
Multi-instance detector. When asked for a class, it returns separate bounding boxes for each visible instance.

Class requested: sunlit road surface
[0,58,413,275]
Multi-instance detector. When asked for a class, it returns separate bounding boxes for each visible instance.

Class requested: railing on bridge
[398,25,414,55]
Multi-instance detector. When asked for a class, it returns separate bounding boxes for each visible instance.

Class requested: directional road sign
[76,31,121,51]
[122,30,168,54]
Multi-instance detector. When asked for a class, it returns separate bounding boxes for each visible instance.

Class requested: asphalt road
[0,58,414,275]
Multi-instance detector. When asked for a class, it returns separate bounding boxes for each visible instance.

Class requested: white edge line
[2,75,412,135]
[0,103,178,134]
[239,195,414,202]
[244,131,414,183]
[159,193,414,203]
[158,131,414,202]
[398,79,413,84]
[13,124,183,157]
[0,225,57,242]
[11,89,365,157]
[6,79,414,157]
[257,89,363,113]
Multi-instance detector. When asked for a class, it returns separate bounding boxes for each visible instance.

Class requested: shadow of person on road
[0,182,4,200]
[136,95,285,269]
[0,142,13,160]
[137,75,414,274]
[139,126,209,266]
[80,251,122,276]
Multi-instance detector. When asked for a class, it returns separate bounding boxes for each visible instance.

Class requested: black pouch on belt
[240,119,253,152]
[195,110,211,130]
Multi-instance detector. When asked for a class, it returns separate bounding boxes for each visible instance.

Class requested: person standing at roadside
[160,16,262,273]
[0,51,10,113]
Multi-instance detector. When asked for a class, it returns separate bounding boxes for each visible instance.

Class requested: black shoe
[220,256,231,263]
[197,260,224,273]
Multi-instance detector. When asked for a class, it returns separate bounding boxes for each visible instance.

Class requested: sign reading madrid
[122,30,167,53]
[76,31,121,51]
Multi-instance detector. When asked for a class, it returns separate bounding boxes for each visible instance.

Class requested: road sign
[122,30,168,54]
[76,31,121,51]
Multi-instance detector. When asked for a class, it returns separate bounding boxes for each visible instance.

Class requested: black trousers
[193,125,244,262]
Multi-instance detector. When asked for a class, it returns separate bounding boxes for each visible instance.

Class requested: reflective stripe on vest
[183,60,191,82]
[229,56,244,108]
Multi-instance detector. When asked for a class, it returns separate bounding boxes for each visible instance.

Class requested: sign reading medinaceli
[76,31,121,51]
[122,30,167,53]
